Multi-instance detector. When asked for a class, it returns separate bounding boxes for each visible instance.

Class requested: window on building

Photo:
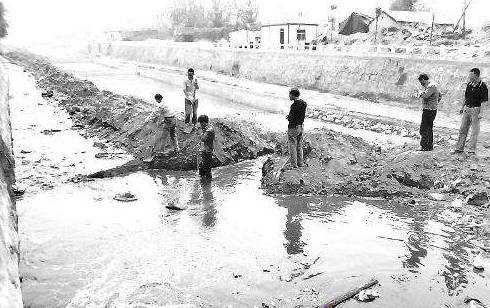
[297,29,306,41]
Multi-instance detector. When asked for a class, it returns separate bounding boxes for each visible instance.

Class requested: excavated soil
[5,51,274,176]
[262,129,490,207]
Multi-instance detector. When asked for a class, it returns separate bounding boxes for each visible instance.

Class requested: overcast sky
[2,0,489,43]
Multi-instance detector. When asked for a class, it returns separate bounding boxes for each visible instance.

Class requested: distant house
[104,31,123,41]
[229,29,261,48]
[261,20,319,49]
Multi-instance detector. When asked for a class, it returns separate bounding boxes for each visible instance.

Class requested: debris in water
[41,129,62,135]
[321,278,378,308]
[356,289,380,302]
[113,192,138,202]
[12,185,26,197]
[303,272,324,280]
[165,201,187,210]
[464,297,486,308]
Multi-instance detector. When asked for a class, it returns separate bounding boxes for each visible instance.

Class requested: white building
[260,21,319,49]
[229,29,261,48]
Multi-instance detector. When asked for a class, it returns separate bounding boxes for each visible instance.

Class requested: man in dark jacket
[286,87,307,168]
[453,68,488,154]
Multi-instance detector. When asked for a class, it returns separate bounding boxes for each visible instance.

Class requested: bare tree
[208,0,231,28]
[0,2,8,38]
[235,0,259,30]
[169,0,207,29]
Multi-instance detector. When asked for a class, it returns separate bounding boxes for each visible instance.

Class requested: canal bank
[0,57,22,307]
[96,40,490,120]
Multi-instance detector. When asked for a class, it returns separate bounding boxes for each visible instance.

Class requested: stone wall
[102,41,490,114]
[0,57,22,307]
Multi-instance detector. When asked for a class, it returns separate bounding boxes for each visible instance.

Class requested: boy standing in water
[197,115,215,178]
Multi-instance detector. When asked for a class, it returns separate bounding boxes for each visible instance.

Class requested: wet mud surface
[5,50,490,307]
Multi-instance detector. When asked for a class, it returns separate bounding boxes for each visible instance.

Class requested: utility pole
[462,0,466,39]
[430,13,435,46]
[374,7,381,44]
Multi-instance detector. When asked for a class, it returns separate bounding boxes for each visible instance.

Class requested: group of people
[284,67,488,171]
[147,65,487,179]
[418,67,487,154]
[147,67,215,178]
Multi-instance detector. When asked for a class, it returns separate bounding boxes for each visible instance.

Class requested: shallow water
[8,57,490,307]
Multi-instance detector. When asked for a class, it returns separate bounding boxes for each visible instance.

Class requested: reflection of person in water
[189,177,216,227]
[199,177,216,227]
[279,197,307,255]
[402,218,428,269]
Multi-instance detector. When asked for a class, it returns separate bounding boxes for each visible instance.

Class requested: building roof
[261,22,319,27]
[387,10,454,25]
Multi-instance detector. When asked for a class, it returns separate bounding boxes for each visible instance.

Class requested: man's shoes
[451,149,464,154]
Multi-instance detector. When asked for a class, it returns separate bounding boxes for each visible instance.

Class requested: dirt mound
[6,51,274,173]
[262,130,490,202]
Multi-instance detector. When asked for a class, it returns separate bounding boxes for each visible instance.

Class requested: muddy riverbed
[5,51,490,308]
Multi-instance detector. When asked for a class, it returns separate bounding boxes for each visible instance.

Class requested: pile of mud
[5,51,274,174]
[263,129,490,203]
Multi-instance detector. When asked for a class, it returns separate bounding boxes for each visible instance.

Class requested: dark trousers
[198,151,213,178]
[419,109,437,150]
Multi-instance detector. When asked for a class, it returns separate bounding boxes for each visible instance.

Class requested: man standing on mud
[146,93,179,155]
[184,68,199,130]
[418,74,441,151]
[197,115,215,178]
[286,87,307,168]
[453,68,488,154]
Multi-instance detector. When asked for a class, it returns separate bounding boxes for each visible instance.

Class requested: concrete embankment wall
[0,57,22,306]
[101,41,490,113]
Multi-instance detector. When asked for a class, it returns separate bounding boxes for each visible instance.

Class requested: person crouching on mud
[197,115,215,178]
[146,93,179,155]
[286,87,307,168]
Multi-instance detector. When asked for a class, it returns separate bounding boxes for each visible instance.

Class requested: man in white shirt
[146,93,180,155]
[184,68,199,129]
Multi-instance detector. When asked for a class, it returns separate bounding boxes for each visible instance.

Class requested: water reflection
[194,177,216,228]
[277,197,307,255]
[402,214,428,269]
